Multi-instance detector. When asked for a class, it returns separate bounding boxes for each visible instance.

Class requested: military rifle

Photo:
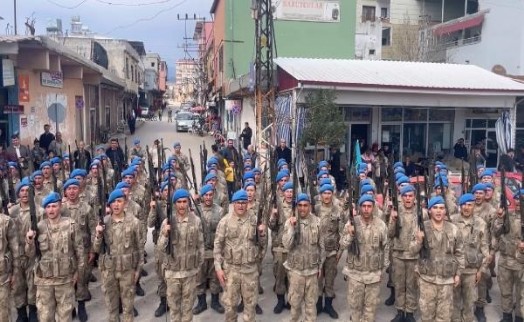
[188,149,199,194]
[51,169,59,193]
[416,176,430,259]
[124,137,129,166]
[256,163,267,246]
[461,159,466,194]
[28,179,40,258]
[146,146,163,243]
[166,170,175,257]
[469,149,478,188]
[68,144,74,170]
[389,162,401,238]
[75,140,83,170]
[156,141,162,184]
[61,156,67,184]
[438,175,451,220]
[160,139,165,164]
[0,174,9,215]
[520,173,524,240]
[305,157,317,214]
[26,145,34,174]
[7,170,15,204]
[100,156,109,199]
[97,166,109,255]
[501,167,510,234]
[346,163,360,257]
[292,157,300,245]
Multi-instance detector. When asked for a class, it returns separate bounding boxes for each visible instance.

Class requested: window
[404,108,427,121]
[382,28,391,46]
[381,7,388,19]
[218,46,224,72]
[362,6,376,22]
[131,66,134,82]
[382,107,402,121]
[369,49,375,55]
[151,62,155,68]
[125,57,129,79]
[429,109,454,122]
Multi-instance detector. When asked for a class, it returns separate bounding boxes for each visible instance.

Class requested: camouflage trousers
[76,253,92,301]
[418,278,453,322]
[223,268,258,322]
[36,283,75,322]
[475,269,492,307]
[318,255,337,297]
[166,273,197,322]
[288,270,318,322]
[347,277,380,322]
[392,257,418,313]
[452,273,476,322]
[0,275,11,321]
[100,269,136,322]
[498,265,522,317]
[272,250,288,295]
[13,257,36,307]
[154,248,167,297]
[197,258,221,295]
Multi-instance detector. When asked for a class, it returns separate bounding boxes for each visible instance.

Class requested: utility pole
[14,0,17,35]
[252,0,276,151]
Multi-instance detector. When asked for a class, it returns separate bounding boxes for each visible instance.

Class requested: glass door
[381,124,401,161]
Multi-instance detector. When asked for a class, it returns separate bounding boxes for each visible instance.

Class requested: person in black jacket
[105,138,126,172]
[498,149,516,172]
[73,140,92,170]
[275,138,291,165]
[239,122,252,150]
[39,124,55,154]
[453,138,468,160]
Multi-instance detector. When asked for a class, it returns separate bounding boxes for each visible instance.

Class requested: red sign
[3,105,24,114]
[18,74,30,102]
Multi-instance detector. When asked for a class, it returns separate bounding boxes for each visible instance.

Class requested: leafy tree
[301,90,346,161]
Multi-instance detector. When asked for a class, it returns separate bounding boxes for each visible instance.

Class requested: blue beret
[514,189,524,200]
[50,157,61,165]
[394,167,405,174]
[358,162,367,170]
[172,189,190,202]
[395,173,405,181]
[319,178,331,186]
[173,142,181,148]
[484,182,495,190]
[16,177,31,195]
[243,155,251,161]
[393,162,403,168]
[42,192,61,208]
[317,170,329,178]
[282,182,293,191]
[358,194,375,206]
[459,193,475,206]
[434,176,449,188]
[436,164,447,170]
[122,168,135,177]
[296,192,310,203]
[435,161,444,166]
[204,173,217,183]
[207,158,218,166]
[98,153,108,160]
[318,161,329,169]
[133,138,140,145]
[243,165,253,171]
[277,158,287,166]
[115,181,130,190]
[200,184,214,196]
[428,196,445,209]
[244,182,256,189]
[108,189,125,204]
[168,156,177,164]
[396,176,409,185]
[252,167,261,174]
[476,164,485,169]
[275,171,289,182]
[162,163,171,172]
[131,159,142,166]
[471,183,487,193]
[70,169,87,178]
[31,170,43,178]
[280,168,290,176]
[232,189,248,202]
[90,160,100,169]
[39,161,52,169]
[160,181,169,192]
[400,185,415,196]
[360,184,375,195]
[320,184,334,193]
[360,178,372,187]
[63,178,80,190]
[480,170,494,178]
[7,161,18,168]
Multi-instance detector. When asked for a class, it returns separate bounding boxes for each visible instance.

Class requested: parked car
[140,107,149,118]
[175,112,194,132]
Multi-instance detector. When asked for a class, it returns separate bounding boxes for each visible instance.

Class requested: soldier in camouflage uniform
[451,193,490,322]
[51,156,67,187]
[94,189,144,322]
[8,161,21,187]
[26,192,84,322]
[62,153,71,179]
[10,178,43,321]
[62,178,97,321]
[282,192,325,322]
[205,172,229,211]
[148,182,169,317]
[493,189,523,322]
[340,194,389,322]
[172,142,190,172]
[410,196,465,322]
[158,189,204,322]
[315,183,345,318]
[192,184,225,315]
[70,168,95,205]
[485,182,500,209]
[388,184,426,322]
[32,170,51,209]
[214,189,267,322]
[471,183,497,311]
[431,177,458,217]
[0,195,19,321]
[40,160,62,193]
[129,139,145,160]
[269,181,293,314]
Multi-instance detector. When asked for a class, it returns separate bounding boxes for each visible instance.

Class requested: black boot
[316,296,323,315]
[385,287,395,306]
[192,294,208,315]
[154,297,168,317]
[273,294,286,314]
[500,312,513,322]
[255,304,263,315]
[390,310,404,322]
[515,316,524,322]
[16,306,28,322]
[210,293,225,314]
[324,297,339,319]
[474,306,486,322]
[28,305,37,322]
[237,299,244,313]
[78,301,88,322]
[133,307,138,317]
[135,281,145,296]
[404,311,416,322]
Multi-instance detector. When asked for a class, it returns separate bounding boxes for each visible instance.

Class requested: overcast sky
[3,0,214,80]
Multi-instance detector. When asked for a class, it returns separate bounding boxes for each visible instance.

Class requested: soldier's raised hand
[257,224,266,237]
[288,216,297,226]
[26,230,35,242]
[389,209,398,222]
[346,222,355,235]
[497,207,505,218]
[518,241,524,252]
[95,224,105,237]
[162,222,171,237]
[150,200,156,208]
[415,229,425,244]
[453,274,460,288]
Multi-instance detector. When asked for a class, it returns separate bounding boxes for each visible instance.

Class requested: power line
[94,0,175,7]
[45,0,88,9]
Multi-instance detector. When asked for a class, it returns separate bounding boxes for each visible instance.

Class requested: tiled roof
[274,57,524,92]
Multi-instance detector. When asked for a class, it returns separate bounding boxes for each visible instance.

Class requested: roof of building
[274,57,524,93]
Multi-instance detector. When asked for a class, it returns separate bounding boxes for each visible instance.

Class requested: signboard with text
[41,71,63,88]
[1,59,15,86]
[274,0,340,22]
[2,105,24,114]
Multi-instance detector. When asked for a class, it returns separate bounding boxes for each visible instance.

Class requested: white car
[175,112,194,132]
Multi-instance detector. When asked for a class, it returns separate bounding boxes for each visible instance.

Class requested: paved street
[83,114,504,321]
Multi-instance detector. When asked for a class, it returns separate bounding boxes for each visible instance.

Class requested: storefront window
[429,109,454,122]
[403,123,426,159]
[381,124,401,160]
[381,107,402,121]
[428,123,452,155]
[404,108,427,121]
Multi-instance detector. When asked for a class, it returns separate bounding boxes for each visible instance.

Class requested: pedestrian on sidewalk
[127,113,136,135]
[168,108,173,123]
[158,109,162,122]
